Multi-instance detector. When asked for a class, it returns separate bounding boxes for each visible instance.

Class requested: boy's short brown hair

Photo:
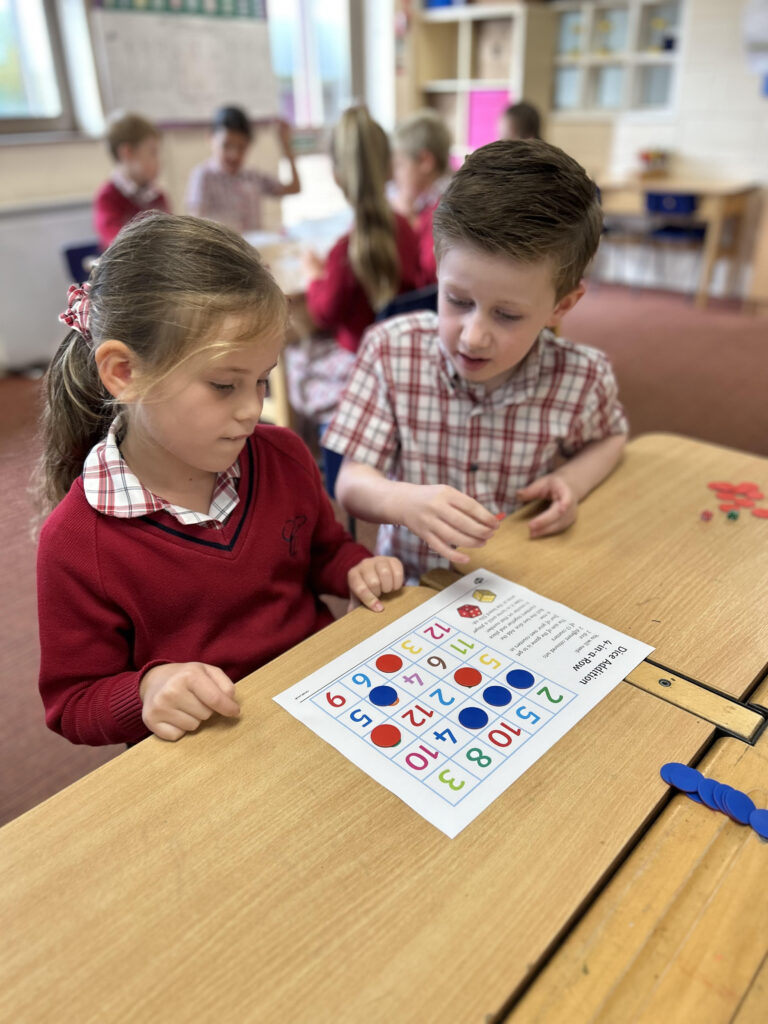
[393,109,452,176]
[433,139,603,300]
[105,111,160,162]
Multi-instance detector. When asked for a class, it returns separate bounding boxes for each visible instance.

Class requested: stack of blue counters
[660,762,768,839]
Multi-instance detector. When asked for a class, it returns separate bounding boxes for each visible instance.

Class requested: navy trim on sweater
[140,440,255,551]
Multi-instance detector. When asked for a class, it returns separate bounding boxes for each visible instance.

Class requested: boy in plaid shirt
[323,140,628,583]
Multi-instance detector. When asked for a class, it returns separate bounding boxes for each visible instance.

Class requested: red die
[458,604,482,618]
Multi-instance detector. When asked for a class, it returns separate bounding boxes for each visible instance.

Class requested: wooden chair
[598,192,706,293]
[746,189,768,310]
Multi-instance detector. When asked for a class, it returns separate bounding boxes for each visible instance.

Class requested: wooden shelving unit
[397,2,556,156]
[551,0,684,116]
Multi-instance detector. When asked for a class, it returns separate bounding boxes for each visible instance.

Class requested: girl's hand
[396,483,499,564]
[517,474,578,538]
[139,662,241,742]
[347,556,405,612]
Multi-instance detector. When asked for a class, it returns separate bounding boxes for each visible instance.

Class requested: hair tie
[59,283,92,342]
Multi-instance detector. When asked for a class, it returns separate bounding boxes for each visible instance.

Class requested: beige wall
[546,121,614,180]
[1,126,284,229]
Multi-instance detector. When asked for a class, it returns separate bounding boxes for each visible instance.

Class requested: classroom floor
[2,283,767,828]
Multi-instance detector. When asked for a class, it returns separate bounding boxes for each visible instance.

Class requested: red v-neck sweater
[37,426,370,746]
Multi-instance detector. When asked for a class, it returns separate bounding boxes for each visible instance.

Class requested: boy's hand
[139,662,241,742]
[517,474,577,539]
[397,484,499,564]
[348,556,405,612]
[276,118,295,154]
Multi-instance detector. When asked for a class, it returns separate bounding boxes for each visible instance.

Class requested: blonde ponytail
[332,107,400,310]
[37,330,113,512]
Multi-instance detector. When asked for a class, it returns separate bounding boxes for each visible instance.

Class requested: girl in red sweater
[36,213,403,747]
[302,106,423,354]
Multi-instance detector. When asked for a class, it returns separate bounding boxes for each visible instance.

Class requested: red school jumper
[305,212,424,353]
[93,180,170,250]
[37,426,370,746]
[414,202,438,284]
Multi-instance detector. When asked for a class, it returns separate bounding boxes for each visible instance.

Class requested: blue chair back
[376,283,438,322]
[322,447,344,501]
[645,192,705,244]
[320,446,356,538]
[645,193,698,215]
[63,241,101,284]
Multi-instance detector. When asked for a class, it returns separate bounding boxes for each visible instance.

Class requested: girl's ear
[94,340,139,400]
[547,281,586,328]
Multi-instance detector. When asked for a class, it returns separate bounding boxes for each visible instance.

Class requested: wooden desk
[598,178,760,307]
[2,435,765,1023]
[461,433,768,701]
[509,675,768,1023]
[0,594,719,1023]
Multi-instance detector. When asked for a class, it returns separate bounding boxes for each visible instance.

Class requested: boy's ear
[547,281,586,327]
[94,340,139,400]
[115,141,133,165]
[418,148,437,176]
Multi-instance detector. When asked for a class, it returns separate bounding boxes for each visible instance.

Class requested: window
[267,0,351,130]
[0,0,74,132]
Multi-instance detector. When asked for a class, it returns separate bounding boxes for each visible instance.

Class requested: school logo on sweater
[281,515,307,557]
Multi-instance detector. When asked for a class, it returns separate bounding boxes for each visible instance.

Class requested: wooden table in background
[1,434,767,1023]
[747,189,768,309]
[598,178,760,308]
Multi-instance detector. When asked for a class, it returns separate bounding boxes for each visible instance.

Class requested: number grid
[309,612,576,808]
[276,570,652,837]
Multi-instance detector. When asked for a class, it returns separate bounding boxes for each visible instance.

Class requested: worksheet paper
[274,571,654,838]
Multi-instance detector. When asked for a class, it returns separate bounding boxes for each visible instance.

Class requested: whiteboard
[90,9,278,123]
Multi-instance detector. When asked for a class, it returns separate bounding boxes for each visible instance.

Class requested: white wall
[0,201,94,369]
[609,0,768,180]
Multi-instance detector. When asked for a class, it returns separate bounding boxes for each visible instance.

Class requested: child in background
[390,108,453,283]
[499,101,542,141]
[93,112,170,250]
[36,213,402,747]
[302,106,423,355]
[186,105,300,233]
[323,140,628,583]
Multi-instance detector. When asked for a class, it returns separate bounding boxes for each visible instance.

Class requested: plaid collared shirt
[111,169,164,208]
[323,311,628,581]
[413,174,450,214]
[82,419,241,529]
[185,158,282,233]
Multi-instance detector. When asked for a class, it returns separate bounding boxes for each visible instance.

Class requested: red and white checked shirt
[82,419,240,528]
[185,158,282,233]
[323,311,628,581]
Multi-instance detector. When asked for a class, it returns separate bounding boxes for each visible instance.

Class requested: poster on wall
[90,0,278,123]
